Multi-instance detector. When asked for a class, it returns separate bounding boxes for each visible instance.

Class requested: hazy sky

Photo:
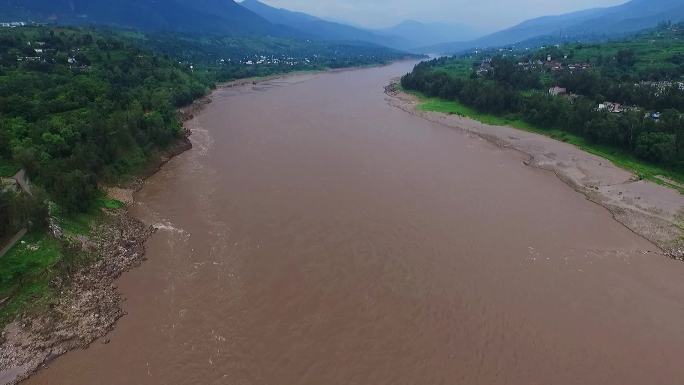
[256,0,629,30]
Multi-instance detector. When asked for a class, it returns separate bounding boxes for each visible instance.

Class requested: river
[24,62,684,385]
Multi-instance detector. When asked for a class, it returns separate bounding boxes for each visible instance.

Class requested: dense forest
[402,23,684,173]
[0,27,208,243]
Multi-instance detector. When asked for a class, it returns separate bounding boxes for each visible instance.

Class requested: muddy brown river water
[25,62,684,385]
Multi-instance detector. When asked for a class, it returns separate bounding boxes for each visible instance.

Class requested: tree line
[401,26,684,171]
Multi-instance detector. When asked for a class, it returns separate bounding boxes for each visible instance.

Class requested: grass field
[432,57,478,78]
[58,195,125,236]
[0,232,63,325]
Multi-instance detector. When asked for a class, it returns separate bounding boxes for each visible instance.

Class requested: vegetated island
[393,22,684,257]
[0,25,418,384]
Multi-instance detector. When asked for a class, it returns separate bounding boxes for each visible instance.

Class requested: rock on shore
[0,116,195,384]
[0,210,154,385]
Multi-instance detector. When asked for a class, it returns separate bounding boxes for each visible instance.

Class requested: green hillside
[402,23,684,185]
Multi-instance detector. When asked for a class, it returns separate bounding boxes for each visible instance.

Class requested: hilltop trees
[485,56,542,90]
[616,49,636,68]
[0,27,208,213]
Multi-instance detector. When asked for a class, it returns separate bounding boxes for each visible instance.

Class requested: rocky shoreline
[0,102,202,384]
[0,210,154,385]
[385,81,684,260]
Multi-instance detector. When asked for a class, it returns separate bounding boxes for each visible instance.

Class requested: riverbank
[0,209,153,385]
[385,81,684,259]
[0,104,201,385]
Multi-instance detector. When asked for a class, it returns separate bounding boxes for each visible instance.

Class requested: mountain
[239,0,407,48]
[0,0,291,36]
[239,0,319,26]
[240,1,481,50]
[376,20,481,49]
[566,0,684,35]
[423,0,684,54]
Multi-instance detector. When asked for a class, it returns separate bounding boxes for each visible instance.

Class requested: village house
[646,111,662,121]
[476,59,493,75]
[0,21,25,28]
[598,103,640,114]
[18,56,42,62]
[517,60,538,71]
[549,86,567,96]
[567,63,591,71]
[544,60,563,71]
[637,81,684,96]
[598,102,624,113]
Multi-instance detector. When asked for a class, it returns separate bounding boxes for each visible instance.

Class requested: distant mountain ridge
[0,0,482,51]
[423,0,684,54]
[0,0,294,36]
[5,0,677,56]
[239,0,479,50]
[239,0,408,48]
[376,20,482,49]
